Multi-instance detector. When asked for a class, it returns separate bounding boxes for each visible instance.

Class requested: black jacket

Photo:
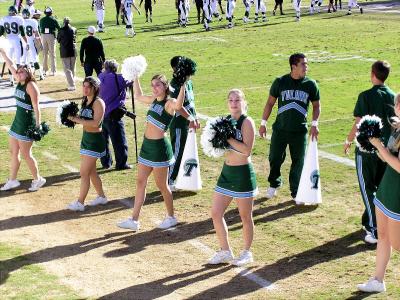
[57,25,77,58]
[80,35,105,65]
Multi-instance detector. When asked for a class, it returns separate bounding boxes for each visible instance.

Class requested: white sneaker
[67,200,85,212]
[67,86,76,91]
[169,184,177,192]
[242,16,249,23]
[158,216,178,229]
[364,232,378,244]
[28,177,46,192]
[88,195,108,206]
[357,277,386,293]
[208,250,234,264]
[0,179,21,191]
[117,217,140,231]
[266,187,278,199]
[232,250,254,266]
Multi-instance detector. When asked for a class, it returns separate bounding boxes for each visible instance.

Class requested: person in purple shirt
[99,59,132,170]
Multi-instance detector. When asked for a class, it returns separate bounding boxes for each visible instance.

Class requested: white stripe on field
[196,113,355,168]
[42,151,59,160]
[62,164,79,173]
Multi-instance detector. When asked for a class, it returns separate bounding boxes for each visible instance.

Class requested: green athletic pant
[355,149,386,239]
[268,128,307,198]
[169,118,189,184]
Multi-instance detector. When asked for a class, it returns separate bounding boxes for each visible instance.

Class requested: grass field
[0,0,400,298]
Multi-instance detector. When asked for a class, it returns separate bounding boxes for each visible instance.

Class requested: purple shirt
[99,71,131,117]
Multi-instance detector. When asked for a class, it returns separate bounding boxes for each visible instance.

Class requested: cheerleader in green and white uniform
[208,89,258,267]
[358,93,400,293]
[118,74,185,231]
[66,76,108,212]
[0,48,46,192]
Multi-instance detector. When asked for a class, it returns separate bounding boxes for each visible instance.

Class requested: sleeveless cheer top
[146,98,174,132]
[80,97,102,127]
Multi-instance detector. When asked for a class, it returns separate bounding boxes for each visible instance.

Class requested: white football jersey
[23,18,38,41]
[93,0,105,9]
[0,15,25,39]
[123,0,134,10]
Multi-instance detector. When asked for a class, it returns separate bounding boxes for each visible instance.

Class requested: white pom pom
[56,100,71,126]
[200,117,226,158]
[121,55,148,82]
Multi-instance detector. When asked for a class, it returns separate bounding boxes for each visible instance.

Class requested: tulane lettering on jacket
[270,74,320,133]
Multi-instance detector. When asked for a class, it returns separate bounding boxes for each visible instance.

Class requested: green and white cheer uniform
[138,98,175,168]
[9,83,36,142]
[79,98,106,158]
[215,115,258,198]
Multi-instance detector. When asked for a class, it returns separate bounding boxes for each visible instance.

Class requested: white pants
[293,0,302,13]
[23,38,39,65]
[348,0,358,8]
[8,38,23,65]
[226,0,236,20]
[203,0,212,22]
[125,8,133,27]
[179,0,189,22]
[254,0,266,14]
[96,9,105,28]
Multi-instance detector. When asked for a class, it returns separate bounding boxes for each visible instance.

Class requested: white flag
[175,129,202,191]
[295,138,322,205]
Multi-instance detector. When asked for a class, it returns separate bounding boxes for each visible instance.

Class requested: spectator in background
[80,26,105,77]
[39,7,60,76]
[57,17,77,91]
[99,59,132,170]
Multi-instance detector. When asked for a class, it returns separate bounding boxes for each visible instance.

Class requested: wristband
[311,120,319,127]
[345,139,352,146]
[260,119,267,126]
[188,115,195,122]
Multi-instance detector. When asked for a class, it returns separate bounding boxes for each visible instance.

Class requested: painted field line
[43,151,59,160]
[196,113,355,168]
[62,164,79,173]
[318,143,343,149]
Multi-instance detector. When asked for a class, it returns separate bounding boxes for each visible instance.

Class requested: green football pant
[355,149,386,239]
[268,129,307,198]
[169,123,189,184]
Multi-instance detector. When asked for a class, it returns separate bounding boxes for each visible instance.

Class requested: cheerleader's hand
[369,137,382,149]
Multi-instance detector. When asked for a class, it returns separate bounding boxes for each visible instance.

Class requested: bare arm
[344,117,361,155]
[133,78,154,104]
[166,84,185,113]
[370,138,400,173]
[70,99,105,128]
[309,100,320,141]
[0,49,17,77]
[227,118,255,156]
[26,82,41,126]
[258,95,277,138]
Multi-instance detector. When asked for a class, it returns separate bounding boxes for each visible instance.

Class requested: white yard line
[43,151,59,160]
[62,164,79,173]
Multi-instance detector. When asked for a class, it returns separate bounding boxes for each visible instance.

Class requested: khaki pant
[42,34,56,73]
[61,56,76,88]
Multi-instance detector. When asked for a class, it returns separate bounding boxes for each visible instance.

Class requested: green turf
[0,0,400,298]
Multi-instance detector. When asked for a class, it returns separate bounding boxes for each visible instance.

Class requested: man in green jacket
[39,7,60,76]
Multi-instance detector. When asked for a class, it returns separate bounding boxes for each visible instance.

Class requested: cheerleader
[117,74,185,231]
[208,89,257,266]
[0,49,46,192]
[66,77,108,211]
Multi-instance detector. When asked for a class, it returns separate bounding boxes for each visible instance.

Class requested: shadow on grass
[346,291,379,300]
[119,190,198,208]
[98,265,234,299]
[0,231,133,285]
[0,199,127,231]
[187,230,374,299]
[0,169,114,199]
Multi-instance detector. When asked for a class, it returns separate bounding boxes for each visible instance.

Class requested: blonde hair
[228,88,248,113]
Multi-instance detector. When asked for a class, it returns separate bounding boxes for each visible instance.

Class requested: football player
[21,8,43,80]
[92,0,106,32]
[121,0,141,36]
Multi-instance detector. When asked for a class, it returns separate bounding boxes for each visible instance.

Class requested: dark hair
[82,76,100,104]
[104,59,119,73]
[170,56,182,68]
[371,60,390,82]
[17,65,36,83]
[289,53,306,70]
